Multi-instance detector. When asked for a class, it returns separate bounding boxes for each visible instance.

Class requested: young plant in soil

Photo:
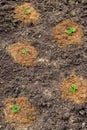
[67,27,76,35]
[21,49,29,54]
[69,84,78,93]
[23,8,31,15]
[12,105,21,113]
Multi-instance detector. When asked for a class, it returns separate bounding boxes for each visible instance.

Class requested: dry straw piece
[61,73,87,104]
[53,19,84,47]
[13,3,40,24]
[3,97,37,128]
[7,42,38,66]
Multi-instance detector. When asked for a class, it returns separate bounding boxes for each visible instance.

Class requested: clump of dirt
[7,42,39,67]
[61,73,87,104]
[3,97,37,128]
[13,2,40,25]
[53,19,84,47]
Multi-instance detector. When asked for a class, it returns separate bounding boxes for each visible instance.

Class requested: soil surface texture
[0,0,87,130]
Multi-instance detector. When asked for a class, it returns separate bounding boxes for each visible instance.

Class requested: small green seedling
[69,84,78,93]
[23,8,31,15]
[21,49,29,54]
[12,105,21,113]
[67,27,76,35]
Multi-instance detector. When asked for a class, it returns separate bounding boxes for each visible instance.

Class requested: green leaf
[69,84,78,93]
[23,8,31,15]
[21,49,29,54]
[67,27,76,35]
[12,105,21,113]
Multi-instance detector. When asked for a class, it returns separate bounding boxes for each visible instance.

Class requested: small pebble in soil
[38,34,41,38]
[79,110,86,116]
[70,10,76,17]
[43,89,53,99]
[62,112,70,120]
[69,0,76,4]
[69,116,76,123]
[82,122,86,128]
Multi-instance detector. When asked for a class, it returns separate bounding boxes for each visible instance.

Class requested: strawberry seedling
[69,84,78,93]
[23,8,31,15]
[21,49,29,54]
[12,105,21,113]
[67,27,76,35]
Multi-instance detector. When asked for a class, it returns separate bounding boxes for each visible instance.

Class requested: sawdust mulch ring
[61,73,87,104]
[7,42,39,67]
[3,97,37,129]
[52,19,84,47]
[13,2,40,25]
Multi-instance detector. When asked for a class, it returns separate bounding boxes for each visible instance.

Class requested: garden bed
[0,0,87,130]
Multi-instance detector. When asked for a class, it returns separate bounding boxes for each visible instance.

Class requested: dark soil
[0,0,87,130]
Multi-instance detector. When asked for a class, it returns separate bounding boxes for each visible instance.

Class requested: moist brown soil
[0,0,87,130]
[53,19,84,47]
[7,42,38,66]
[61,73,87,104]
[13,3,40,25]
[3,97,37,128]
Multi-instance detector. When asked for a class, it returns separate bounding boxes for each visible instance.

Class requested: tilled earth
[0,0,87,130]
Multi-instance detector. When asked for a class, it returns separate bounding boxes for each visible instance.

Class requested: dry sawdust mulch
[7,42,38,67]
[13,2,40,24]
[3,97,37,128]
[53,19,84,47]
[61,73,87,104]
